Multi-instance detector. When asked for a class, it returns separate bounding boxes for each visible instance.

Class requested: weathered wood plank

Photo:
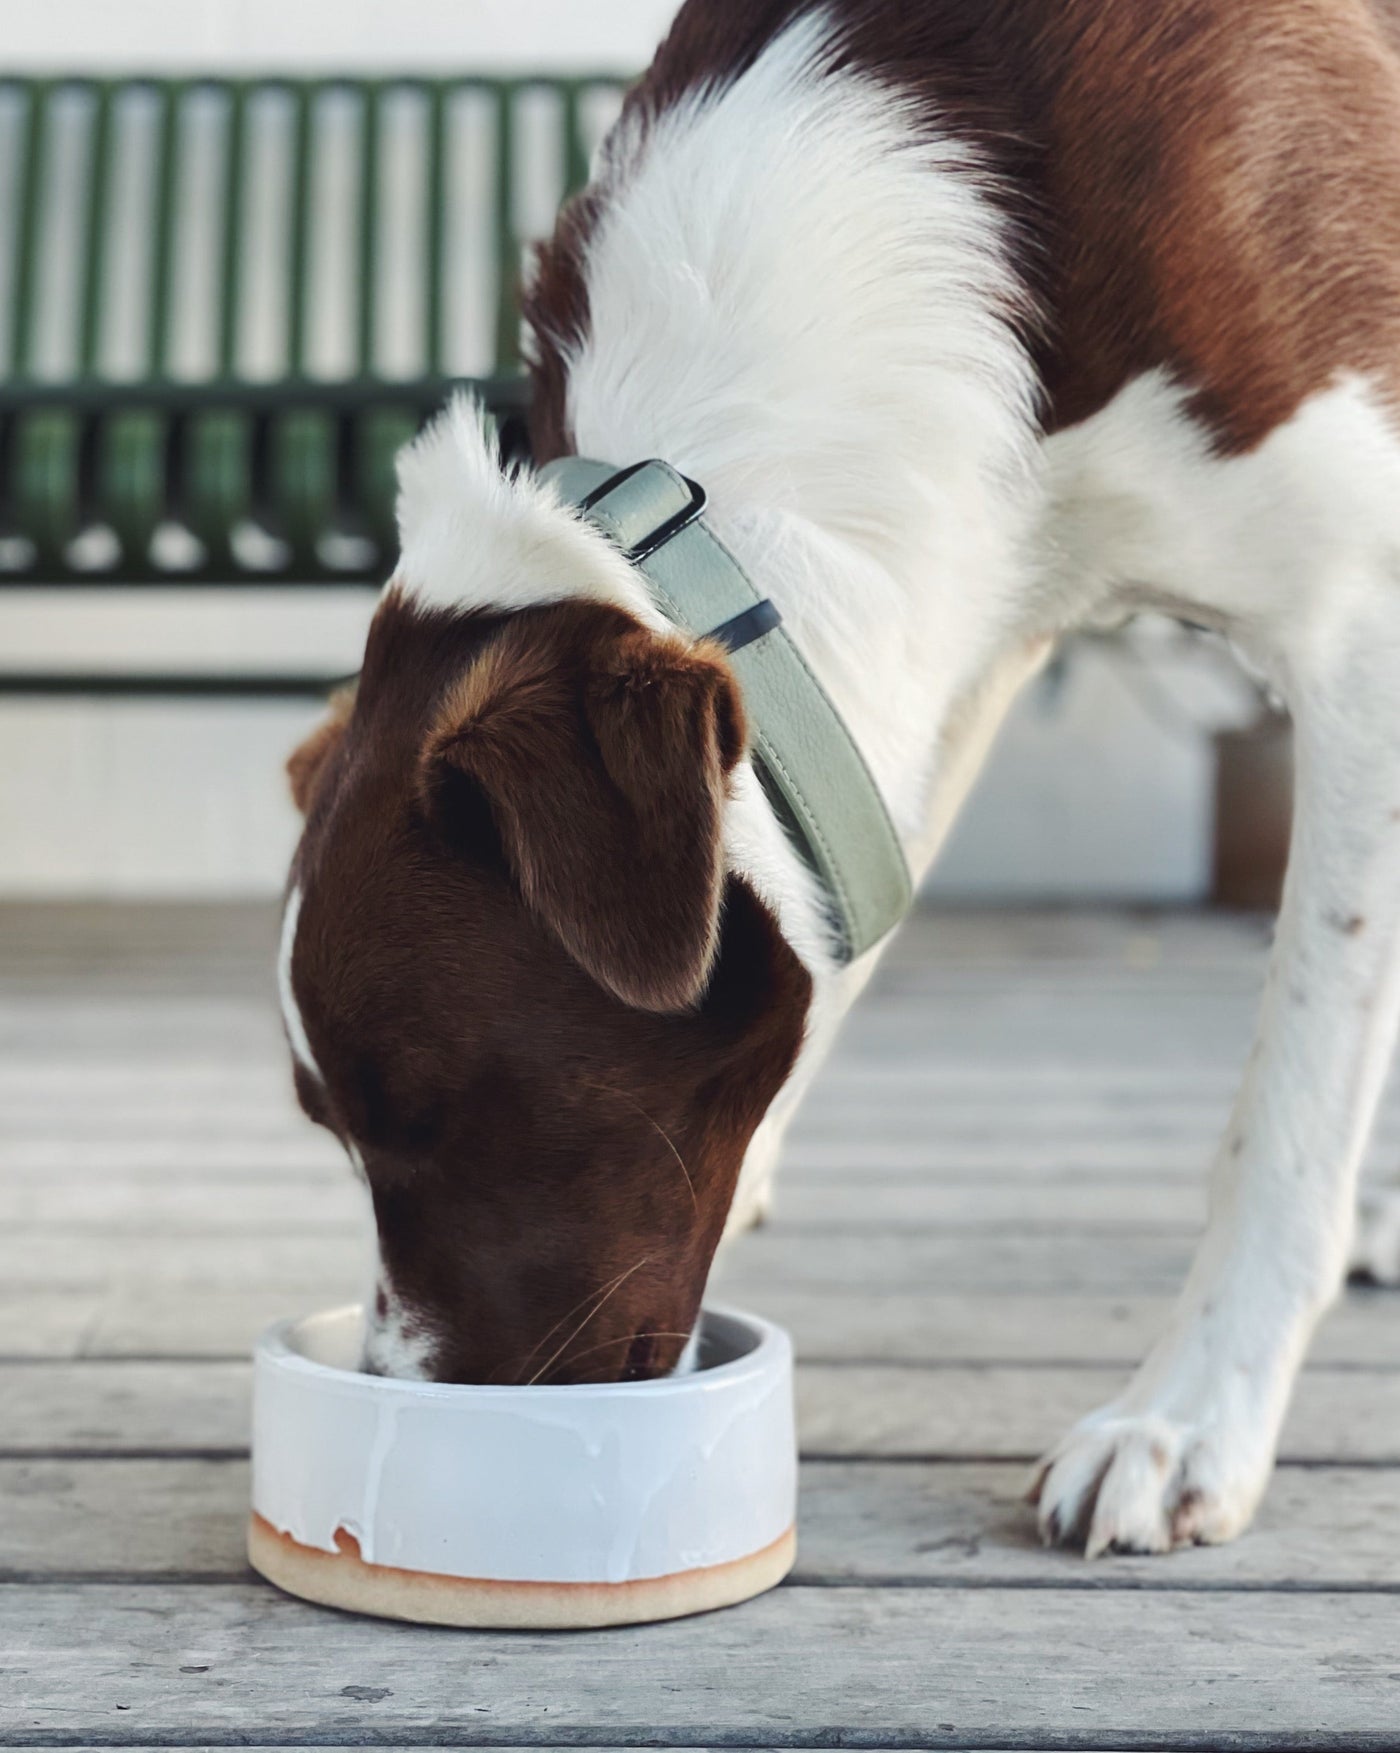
[0,1054,1274,1096]
[14,1135,1399,1187]
[8,1285,1399,1366]
[16,1130,1400,1187]
[0,1182,363,1235]
[776,1180,1202,1228]
[794,1364,1400,1462]
[0,1176,1206,1234]
[0,1077,1255,1129]
[6,1360,1398,1464]
[0,1134,1227,1181]
[0,1062,1241,1094]
[7,1456,1400,1592]
[10,1221,1400,1309]
[0,1459,250,1577]
[0,1064,1250,1112]
[752,1286,1400,1367]
[4,1583,1399,1746]
[0,1076,1256,1132]
[0,960,1267,1001]
[784,1140,1222,1176]
[1,1139,344,1179]
[0,1060,1292,1119]
[800,1460,1400,1589]
[0,1228,1203,1294]
[0,896,1262,962]
[1,1363,252,1453]
[6,1108,1395,1181]
[0,1291,101,1362]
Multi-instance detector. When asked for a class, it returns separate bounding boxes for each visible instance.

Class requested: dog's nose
[621,1328,660,1381]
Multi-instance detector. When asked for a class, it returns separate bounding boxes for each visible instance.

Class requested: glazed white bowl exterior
[250,1304,796,1586]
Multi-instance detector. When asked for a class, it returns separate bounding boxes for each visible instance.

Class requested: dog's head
[279,410,812,1385]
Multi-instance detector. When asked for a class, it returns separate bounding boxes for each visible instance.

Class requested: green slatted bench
[0,74,624,692]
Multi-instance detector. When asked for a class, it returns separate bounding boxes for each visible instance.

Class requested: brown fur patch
[528,0,1400,456]
[421,606,746,1013]
[285,592,810,1385]
[523,187,608,465]
[286,685,356,814]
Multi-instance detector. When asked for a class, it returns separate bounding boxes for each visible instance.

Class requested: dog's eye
[345,1056,441,1158]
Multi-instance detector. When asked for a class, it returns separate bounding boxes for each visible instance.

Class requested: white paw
[1350,1186,1400,1285]
[1029,1409,1268,1558]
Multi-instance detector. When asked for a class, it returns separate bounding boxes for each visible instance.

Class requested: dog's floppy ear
[419,604,746,1013]
[286,686,356,814]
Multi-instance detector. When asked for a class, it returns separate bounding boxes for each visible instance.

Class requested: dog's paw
[1350,1186,1400,1285]
[1028,1410,1266,1558]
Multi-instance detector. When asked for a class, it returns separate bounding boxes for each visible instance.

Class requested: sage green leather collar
[541,455,911,963]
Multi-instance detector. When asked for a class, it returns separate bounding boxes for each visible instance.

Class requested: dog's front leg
[1033,597,1400,1555]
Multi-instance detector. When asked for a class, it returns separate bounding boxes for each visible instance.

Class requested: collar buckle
[579,460,708,563]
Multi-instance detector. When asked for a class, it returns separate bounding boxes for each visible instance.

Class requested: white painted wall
[4,2,682,74]
[929,642,1229,902]
[0,594,1248,898]
[1,1,1248,899]
[0,591,361,894]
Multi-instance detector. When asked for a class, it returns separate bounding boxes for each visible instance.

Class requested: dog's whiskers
[525,1256,650,1388]
[611,1089,698,1214]
[489,1261,641,1386]
[537,1329,695,1385]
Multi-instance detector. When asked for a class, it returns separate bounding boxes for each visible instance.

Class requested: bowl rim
[255,1301,791,1403]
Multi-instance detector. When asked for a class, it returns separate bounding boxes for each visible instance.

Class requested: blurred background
[1,0,1287,905]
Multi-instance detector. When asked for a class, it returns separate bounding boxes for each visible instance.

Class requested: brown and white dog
[279,0,1400,1557]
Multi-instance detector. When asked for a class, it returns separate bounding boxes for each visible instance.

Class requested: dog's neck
[533,14,1045,886]
[512,16,1056,1229]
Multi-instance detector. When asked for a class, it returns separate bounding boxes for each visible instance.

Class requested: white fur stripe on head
[391,393,661,630]
[277,884,321,1078]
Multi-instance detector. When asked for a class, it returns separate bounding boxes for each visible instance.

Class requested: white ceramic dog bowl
[248,1303,796,1628]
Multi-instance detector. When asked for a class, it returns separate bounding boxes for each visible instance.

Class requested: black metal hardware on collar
[578,460,709,564]
[578,460,781,655]
[704,597,783,654]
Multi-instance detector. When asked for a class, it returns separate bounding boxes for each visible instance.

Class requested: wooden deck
[3,902,1400,1750]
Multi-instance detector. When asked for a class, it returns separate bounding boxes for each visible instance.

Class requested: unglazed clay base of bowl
[249,1304,797,1629]
[248,1514,797,1630]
